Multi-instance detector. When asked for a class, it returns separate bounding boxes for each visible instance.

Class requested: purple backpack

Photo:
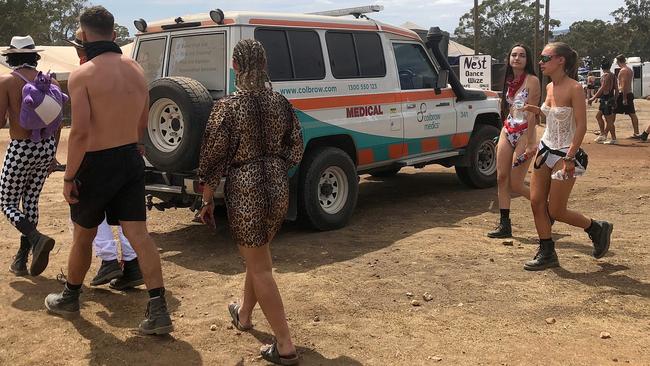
[12,71,68,142]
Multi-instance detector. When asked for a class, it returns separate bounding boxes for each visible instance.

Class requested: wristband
[562,156,576,163]
[63,177,75,182]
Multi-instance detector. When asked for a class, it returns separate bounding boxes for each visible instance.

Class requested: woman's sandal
[260,342,299,365]
[228,303,253,331]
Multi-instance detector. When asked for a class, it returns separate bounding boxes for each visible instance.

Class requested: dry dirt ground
[0,101,649,366]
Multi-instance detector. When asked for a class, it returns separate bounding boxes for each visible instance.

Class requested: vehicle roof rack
[309,5,384,19]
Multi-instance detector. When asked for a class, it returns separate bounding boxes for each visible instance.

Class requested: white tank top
[540,104,576,149]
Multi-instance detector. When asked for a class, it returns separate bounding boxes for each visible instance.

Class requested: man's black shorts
[70,143,146,228]
[599,96,615,116]
[615,93,636,115]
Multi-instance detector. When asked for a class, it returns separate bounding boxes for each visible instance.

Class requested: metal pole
[534,0,540,61]
[474,0,479,54]
[544,0,550,45]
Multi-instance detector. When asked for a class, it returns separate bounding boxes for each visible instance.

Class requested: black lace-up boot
[524,239,559,271]
[9,236,30,276]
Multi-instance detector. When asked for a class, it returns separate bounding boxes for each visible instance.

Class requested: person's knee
[497,171,509,186]
[548,204,566,220]
[121,223,151,244]
[530,195,546,213]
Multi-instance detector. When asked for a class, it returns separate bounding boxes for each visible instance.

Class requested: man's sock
[65,282,82,291]
[148,287,165,299]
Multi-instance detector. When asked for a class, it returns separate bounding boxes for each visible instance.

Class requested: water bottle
[551,170,568,180]
[510,95,526,124]
[512,152,530,168]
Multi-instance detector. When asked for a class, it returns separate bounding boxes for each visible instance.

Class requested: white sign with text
[459,55,492,90]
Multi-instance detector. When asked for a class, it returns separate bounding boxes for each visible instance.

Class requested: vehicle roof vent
[309,5,383,19]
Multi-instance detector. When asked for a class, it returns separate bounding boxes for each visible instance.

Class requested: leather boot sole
[29,236,55,276]
[593,222,613,259]
[524,259,560,271]
[90,269,124,286]
[139,324,174,335]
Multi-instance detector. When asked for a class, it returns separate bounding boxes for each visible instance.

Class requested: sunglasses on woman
[539,54,554,63]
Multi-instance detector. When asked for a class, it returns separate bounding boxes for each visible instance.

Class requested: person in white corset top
[523,42,613,271]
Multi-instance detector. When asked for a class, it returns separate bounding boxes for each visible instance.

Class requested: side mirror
[435,70,449,94]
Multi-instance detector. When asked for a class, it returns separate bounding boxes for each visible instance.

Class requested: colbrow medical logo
[346,105,384,118]
[417,103,427,122]
[416,102,441,130]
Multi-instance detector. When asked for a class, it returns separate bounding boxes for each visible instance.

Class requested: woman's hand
[523,104,541,115]
[199,202,215,228]
[562,159,576,179]
[525,145,538,159]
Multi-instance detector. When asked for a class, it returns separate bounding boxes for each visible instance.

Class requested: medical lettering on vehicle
[347,83,378,91]
[416,103,440,129]
[346,105,384,118]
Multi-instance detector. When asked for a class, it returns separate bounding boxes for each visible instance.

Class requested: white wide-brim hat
[1,35,44,56]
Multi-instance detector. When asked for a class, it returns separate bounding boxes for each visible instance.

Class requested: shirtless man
[589,59,617,144]
[0,36,61,277]
[614,55,640,138]
[45,6,172,335]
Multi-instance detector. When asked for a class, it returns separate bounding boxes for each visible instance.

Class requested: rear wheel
[144,77,213,172]
[455,124,499,188]
[299,147,358,231]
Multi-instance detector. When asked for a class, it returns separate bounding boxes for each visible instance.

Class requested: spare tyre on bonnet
[143,76,214,172]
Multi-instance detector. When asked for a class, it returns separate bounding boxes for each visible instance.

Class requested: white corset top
[540,104,575,149]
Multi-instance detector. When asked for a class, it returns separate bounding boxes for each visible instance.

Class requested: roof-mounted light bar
[309,5,384,18]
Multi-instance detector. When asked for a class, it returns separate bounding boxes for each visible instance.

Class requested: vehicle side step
[146,184,183,194]
[397,151,460,167]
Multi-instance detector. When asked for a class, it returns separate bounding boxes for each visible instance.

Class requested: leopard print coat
[198,89,303,246]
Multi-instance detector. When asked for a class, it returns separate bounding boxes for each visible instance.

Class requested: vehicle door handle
[435,102,450,107]
[406,103,417,109]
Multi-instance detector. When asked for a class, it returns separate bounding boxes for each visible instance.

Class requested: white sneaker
[594,135,607,143]
[604,139,618,145]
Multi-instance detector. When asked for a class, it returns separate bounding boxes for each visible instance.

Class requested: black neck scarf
[84,41,122,61]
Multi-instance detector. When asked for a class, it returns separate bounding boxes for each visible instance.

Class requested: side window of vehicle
[392,43,438,90]
[326,31,386,79]
[135,38,166,84]
[255,29,325,81]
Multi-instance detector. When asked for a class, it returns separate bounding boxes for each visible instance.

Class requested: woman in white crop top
[522,42,613,271]
[487,44,540,239]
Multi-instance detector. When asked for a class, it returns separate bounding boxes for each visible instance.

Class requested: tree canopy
[0,0,132,47]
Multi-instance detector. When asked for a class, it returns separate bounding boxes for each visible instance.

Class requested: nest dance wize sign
[459,55,492,90]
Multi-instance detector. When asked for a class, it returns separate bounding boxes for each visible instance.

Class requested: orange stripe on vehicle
[389,143,408,159]
[358,149,375,165]
[421,138,440,153]
[452,133,470,148]
[380,25,421,41]
[290,89,455,111]
[249,18,378,31]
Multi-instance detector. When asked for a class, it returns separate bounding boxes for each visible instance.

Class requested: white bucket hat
[1,35,44,56]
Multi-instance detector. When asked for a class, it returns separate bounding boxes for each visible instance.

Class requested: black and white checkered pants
[0,137,56,235]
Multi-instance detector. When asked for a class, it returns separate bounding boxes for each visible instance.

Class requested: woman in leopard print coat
[198,39,303,364]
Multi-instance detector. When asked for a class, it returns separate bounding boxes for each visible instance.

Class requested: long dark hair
[548,42,579,80]
[501,44,536,120]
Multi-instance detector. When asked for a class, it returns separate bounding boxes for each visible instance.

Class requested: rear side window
[168,33,227,93]
[326,31,386,79]
[136,38,166,84]
[255,29,325,81]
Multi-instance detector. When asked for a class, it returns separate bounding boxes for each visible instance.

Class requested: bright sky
[94,0,626,36]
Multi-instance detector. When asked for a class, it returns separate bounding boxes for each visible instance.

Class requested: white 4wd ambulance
[133,6,502,230]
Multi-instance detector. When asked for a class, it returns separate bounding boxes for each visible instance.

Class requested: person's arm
[525,76,540,155]
[563,83,587,177]
[590,73,608,100]
[0,78,8,129]
[283,100,304,168]
[63,71,91,203]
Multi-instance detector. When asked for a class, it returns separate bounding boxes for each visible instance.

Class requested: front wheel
[455,124,499,188]
[299,147,358,231]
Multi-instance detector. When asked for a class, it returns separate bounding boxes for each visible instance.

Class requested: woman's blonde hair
[233,39,272,91]
[547,42,579,80]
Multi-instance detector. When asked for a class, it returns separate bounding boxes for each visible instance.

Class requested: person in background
[589,59,617,144]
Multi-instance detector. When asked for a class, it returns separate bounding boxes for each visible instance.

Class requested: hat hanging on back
[1,36,44,56]
[65,28,84,49]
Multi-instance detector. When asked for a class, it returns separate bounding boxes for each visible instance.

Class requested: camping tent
[0,46,79,80]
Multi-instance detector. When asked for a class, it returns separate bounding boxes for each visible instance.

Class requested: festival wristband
[63,177,75,182]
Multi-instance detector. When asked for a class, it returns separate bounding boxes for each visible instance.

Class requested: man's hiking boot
[139,296,173,335]
[524,240,559,271]
[9,236,30,276]
[586,220,613,259]
[90,259,123,286]
[45,285,81,318]
[27,229,55,276]
[487,217,512,238]
[109,258,144,290]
